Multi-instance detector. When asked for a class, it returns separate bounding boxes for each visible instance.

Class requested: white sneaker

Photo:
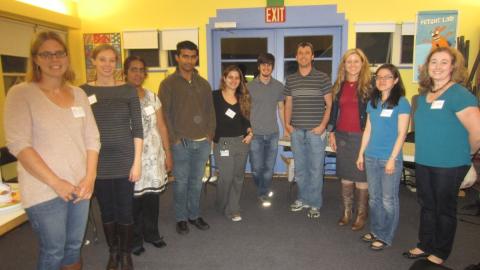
[259,195,272,208]
[290,200,309,212]
[307,207,320,218]
[231,215,242,222]
[268,191,274,198]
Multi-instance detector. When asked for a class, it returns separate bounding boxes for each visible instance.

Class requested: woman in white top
[124,56,172,256]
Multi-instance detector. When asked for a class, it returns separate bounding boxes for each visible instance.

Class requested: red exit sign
[265,6,286,23]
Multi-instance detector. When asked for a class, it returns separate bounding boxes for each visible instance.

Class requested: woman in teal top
[356,64,410,250]
[403,47,480,265]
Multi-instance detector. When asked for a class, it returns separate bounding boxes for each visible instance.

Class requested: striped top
[80,83,143,179]
[284,68,332,129]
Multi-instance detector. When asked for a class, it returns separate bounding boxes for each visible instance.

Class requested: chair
[282,151,337,199]
[203,151,218,194]
[0,147,18,182]
[402,131,416,188]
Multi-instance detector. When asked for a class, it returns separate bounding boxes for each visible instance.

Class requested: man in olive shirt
[159,41,216,235]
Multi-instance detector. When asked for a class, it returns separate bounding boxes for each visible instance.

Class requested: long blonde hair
[26,31,75,83]
[220,65,251,119]
[418,47,467,94]
[332,48,371,100]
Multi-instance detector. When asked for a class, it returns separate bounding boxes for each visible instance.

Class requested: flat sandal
[361,233,376,242]
[370,240,388,251]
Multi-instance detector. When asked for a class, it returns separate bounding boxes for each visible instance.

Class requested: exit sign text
[265,7,286,23]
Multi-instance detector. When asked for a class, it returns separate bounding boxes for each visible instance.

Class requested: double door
[211,27,342,172]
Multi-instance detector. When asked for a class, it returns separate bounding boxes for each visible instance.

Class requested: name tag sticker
[144,106,155,116]
[225,108,236,119]
[220,150,230,157]
[380,109,393,117]
[88,95,97,105]
[431,100,445,110]
[71,106,85,118]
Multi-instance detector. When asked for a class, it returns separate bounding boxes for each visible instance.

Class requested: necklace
[430,80,451,93]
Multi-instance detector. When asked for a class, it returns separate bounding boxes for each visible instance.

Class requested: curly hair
[332,48,372,101]
[219,65,251,119]
[418,47,467,94]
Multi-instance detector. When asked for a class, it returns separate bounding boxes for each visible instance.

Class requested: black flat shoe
[402,250,429,259]
[176,221,189,235]
[188,217,210,230]
[147,239,167,248]
[132,246,145,256]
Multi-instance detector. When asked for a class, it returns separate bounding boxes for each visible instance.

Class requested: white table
[0,183,27,236]
[278,137,415,182]
[278,137,415,162]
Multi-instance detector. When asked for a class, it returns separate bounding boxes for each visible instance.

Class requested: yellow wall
[75,0,480,98]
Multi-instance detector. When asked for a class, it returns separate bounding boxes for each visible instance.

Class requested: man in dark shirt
[159,41,216,235]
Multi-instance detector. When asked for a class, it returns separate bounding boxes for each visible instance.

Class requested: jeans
[26,197,89,270]
[94,177,134,225]
[415,163,470,260]
[172,139,210,221]
[365,156,402,246]
[290,129,326,208]
[249,133,279,196]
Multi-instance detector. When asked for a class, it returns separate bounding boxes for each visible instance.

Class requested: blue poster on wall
[413,10,458,82]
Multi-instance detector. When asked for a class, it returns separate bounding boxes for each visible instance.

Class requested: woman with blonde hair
[328,48,372,231]
[80,44,143,270]
[4,31,100,270]
[212,65,253,222]
[403,47,480,265]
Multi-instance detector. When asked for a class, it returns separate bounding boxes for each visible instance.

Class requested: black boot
[118,223,134,270]
[103,222,119,270]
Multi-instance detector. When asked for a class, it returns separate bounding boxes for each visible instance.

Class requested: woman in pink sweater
[4,31,100,270]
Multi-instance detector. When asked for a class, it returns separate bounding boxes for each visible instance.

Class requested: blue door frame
[206,5,348,173]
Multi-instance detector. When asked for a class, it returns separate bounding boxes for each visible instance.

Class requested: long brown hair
[332,48,371,100]
[418,46,467,94]
[220,65,251,119]
[26,31,75,83]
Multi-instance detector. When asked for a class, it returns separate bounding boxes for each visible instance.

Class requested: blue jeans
[290,129,326,208]
[249,133,279,196]
[25,197,89,270]
[172,139,210,221]
[365,156,402,246]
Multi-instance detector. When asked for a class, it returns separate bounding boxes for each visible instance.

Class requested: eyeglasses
[36,51,67,60]
[376,75,394,81]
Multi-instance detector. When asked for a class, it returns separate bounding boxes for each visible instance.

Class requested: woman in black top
[213,65,253,222]
[80,44,143,270]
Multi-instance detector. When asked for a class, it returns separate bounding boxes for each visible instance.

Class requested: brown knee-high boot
[352,188,368,231]
[338,182,354,226]
[103,222,119,270]
[118,223,134,270]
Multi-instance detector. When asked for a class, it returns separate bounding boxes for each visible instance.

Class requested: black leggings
[94,178,134,225]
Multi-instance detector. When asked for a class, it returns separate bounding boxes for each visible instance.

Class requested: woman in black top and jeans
[212,65,253,222]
